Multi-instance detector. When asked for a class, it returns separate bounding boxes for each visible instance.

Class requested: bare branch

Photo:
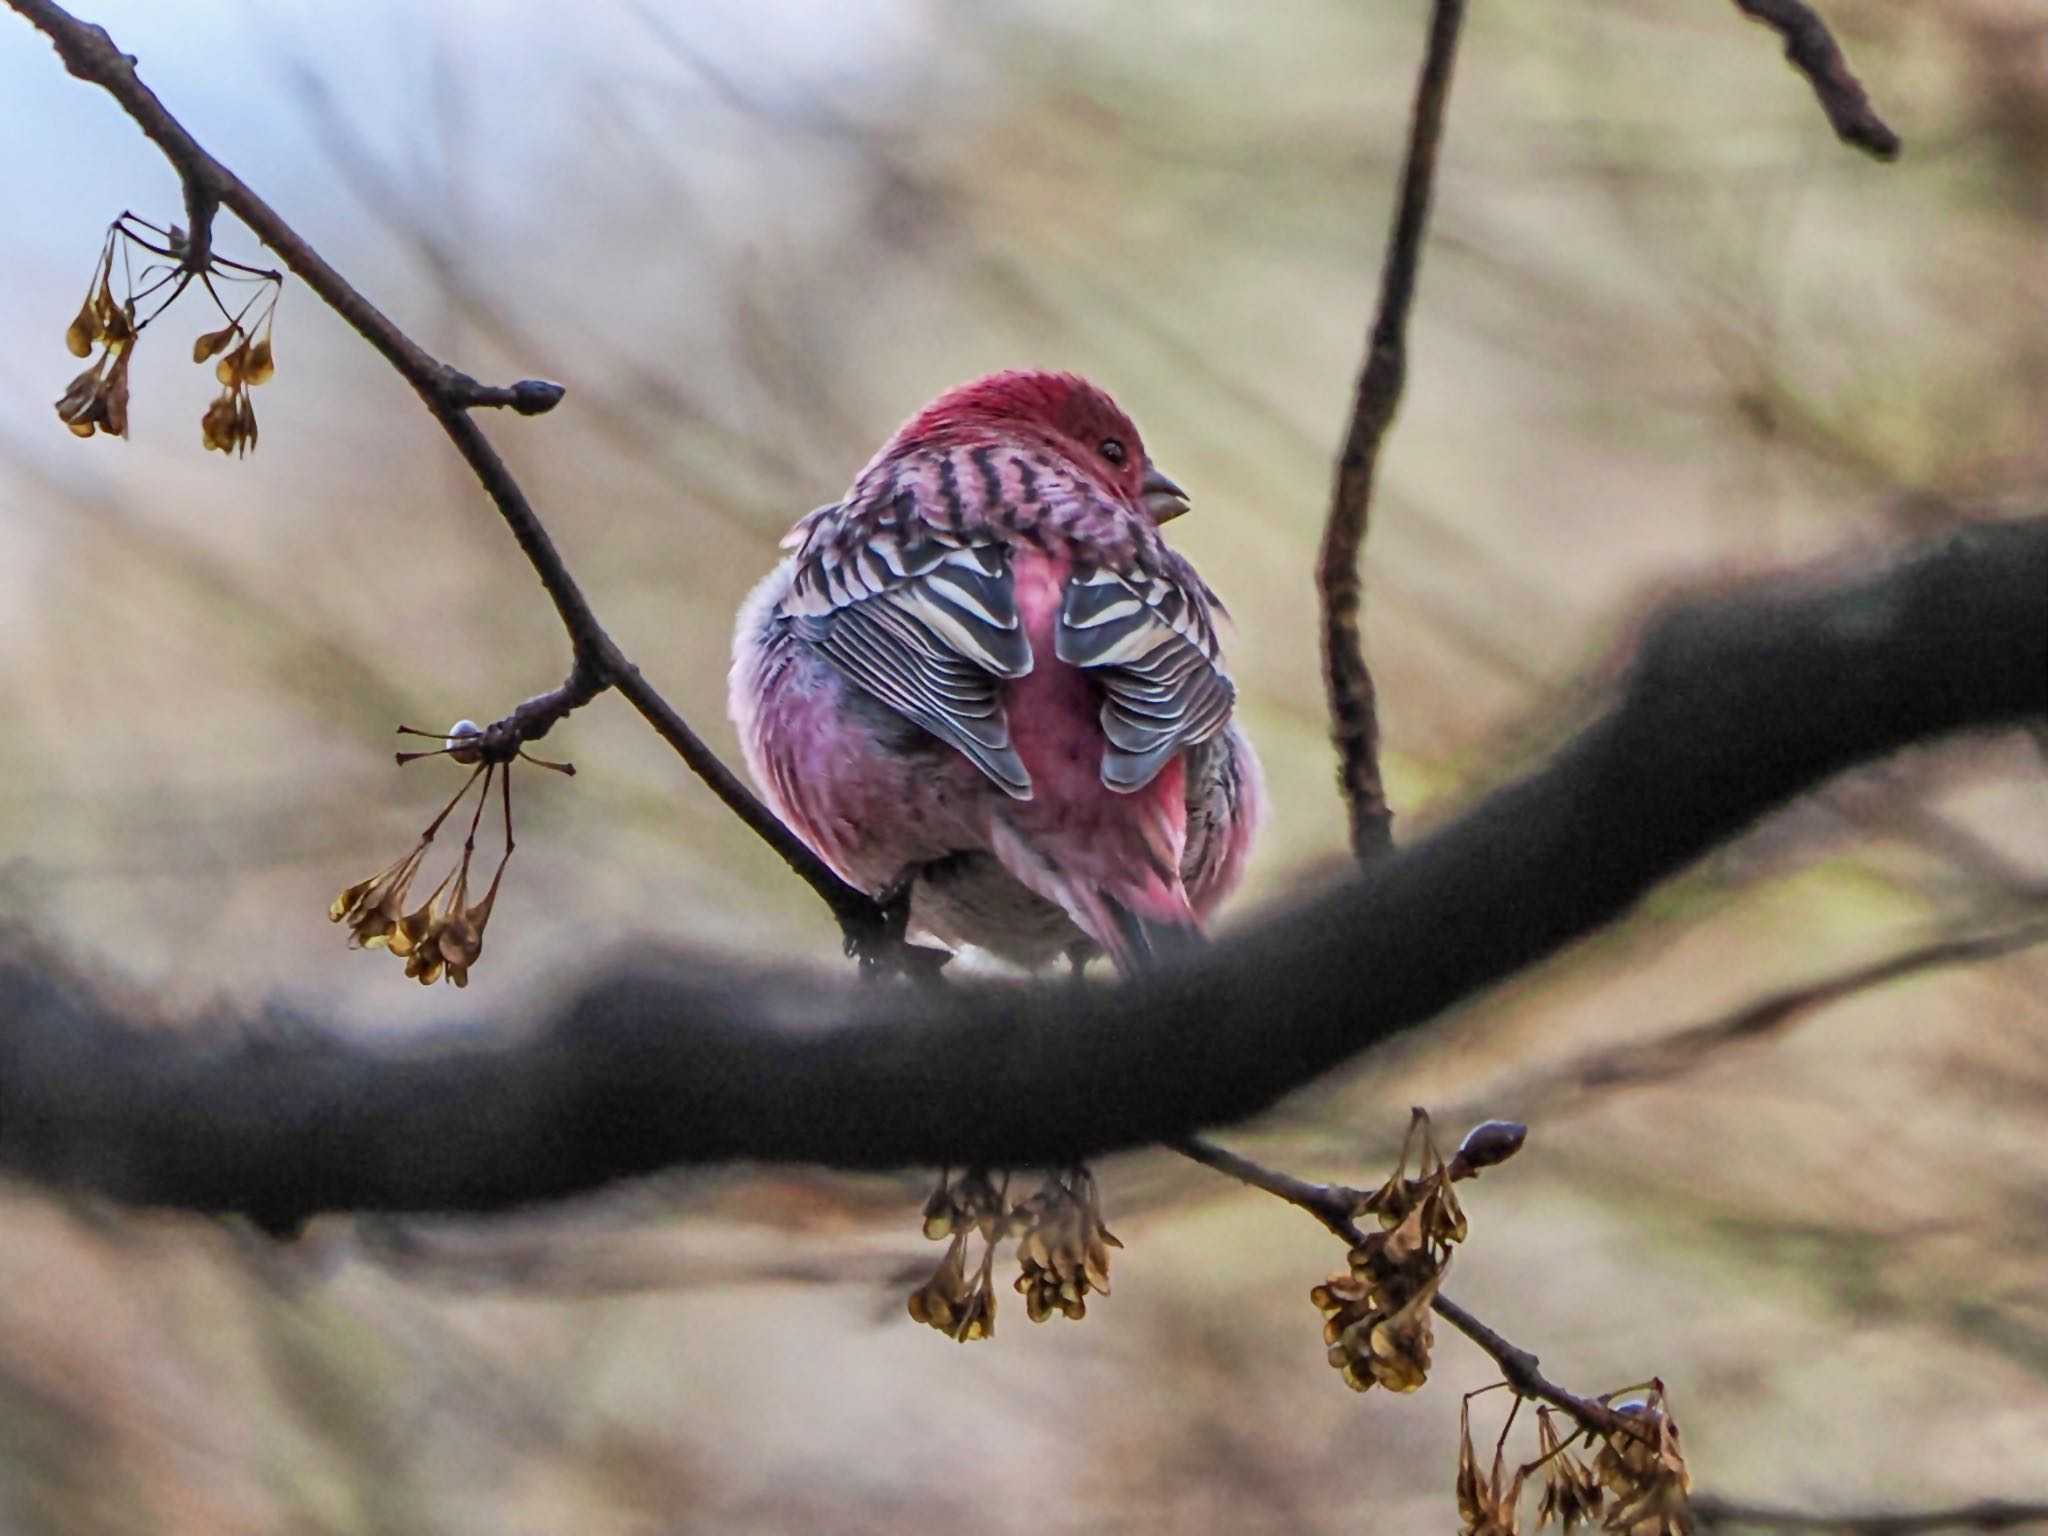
[1696,1495,2048,1534]
[1171,1135,1367,1240]
[1730,0,1902,160]
[1429,1292,1634,1439]
[1318,0,1464,861]
[1177,1128,1633,1436]
[0,517,2036,1230]
[4,0,884,948]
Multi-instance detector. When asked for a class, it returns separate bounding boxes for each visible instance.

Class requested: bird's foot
[1063,940,1099,985]
[843,882,953,983]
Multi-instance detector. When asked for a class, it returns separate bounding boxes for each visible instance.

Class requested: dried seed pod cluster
[194,317,275,456]
[908,1169,1010,1341]
[52,214,282,453]
[1313,1109,1469,1392]
[1011,1165,1121,1324]
[1590,1386,1692,1535]
[1453,1381,1693,1536]
[329,722,572,987]
[1533,1407,1605,1532]
[56,242,135,438]
[1457,1389,1526,1536]
[907,1165,1121,1341]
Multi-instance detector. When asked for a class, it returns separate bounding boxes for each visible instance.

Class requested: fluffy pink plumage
[729,370,1264,973]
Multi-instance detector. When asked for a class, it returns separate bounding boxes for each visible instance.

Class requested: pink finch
[730,370,1264,973]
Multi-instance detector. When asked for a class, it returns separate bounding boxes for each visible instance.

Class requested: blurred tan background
[0,0,2044,1530]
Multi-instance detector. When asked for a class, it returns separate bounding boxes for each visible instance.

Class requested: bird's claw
[843,885,952,982]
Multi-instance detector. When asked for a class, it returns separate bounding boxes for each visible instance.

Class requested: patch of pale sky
[0,0,933,618]
[1,0,931,242]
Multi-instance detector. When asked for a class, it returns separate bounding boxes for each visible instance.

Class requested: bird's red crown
[891,370,1151,508]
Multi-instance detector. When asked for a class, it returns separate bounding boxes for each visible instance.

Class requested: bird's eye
[1099,437,1127,467]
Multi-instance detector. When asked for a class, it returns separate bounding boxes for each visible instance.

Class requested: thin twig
[1730,0,1902,161]
[1180,936,2048,1427]
[1175,1131,1633,1438]
[1184,1119,2048,1485]
[1429,1292,1632,1439]
[6,0,885,948]
[1318,0,1464,862]
[610,664,890,945]
[1695,1496,2048,1534]
[1170,1135,1368,1240]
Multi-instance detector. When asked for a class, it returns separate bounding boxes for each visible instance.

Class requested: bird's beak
[1141,464,1192,523]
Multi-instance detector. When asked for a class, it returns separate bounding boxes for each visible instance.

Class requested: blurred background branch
[1695,1495,2048,1534]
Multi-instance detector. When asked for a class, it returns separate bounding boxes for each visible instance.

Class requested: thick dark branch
[0,519,2038,1229]
[1318,0,1464,861]
[4,0,878,940]
[1731,0,1902,160]
[1695,1496,2048,1534]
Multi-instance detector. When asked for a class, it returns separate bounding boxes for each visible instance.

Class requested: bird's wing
[782,520,1035,798]
[1056,552,1236,793]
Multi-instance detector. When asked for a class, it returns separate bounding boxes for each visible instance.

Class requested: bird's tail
[987,817,1203,977]
[1097,895,1205,974]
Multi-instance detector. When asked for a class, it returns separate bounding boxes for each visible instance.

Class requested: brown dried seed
[99,288,133,344]
[101,345,132,438]
[201,392,240,453]
[54,365,107,436]
[192,324,237,364]
[65,299,99,359]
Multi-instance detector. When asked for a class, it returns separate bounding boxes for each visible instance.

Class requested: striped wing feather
[786,533,1035,798]
[1057,562,1235,792]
